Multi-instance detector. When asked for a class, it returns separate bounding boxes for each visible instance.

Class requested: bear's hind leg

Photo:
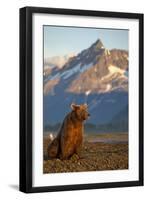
[47,137,59,159]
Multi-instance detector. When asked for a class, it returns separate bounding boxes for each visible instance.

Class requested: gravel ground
[43,134,128,173]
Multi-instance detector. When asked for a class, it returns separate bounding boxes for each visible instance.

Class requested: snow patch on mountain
[80,63,93,73]
[50,72,60,80]
[101,65,126,82]
[46,62,94,81]
[109,65,125,74]
[104,49,111,56]
[105,84,112,92]
[62,62,93,79]
[61,64,81,79]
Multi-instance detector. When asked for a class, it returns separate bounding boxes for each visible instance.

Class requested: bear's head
[71,103,90,121]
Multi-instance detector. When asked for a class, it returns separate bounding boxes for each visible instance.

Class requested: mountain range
[43,39,128,133]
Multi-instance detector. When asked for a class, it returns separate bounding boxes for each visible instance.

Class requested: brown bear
[47,103,90,160]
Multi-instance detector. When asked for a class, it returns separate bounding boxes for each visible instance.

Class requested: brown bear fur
[47,103,90,160]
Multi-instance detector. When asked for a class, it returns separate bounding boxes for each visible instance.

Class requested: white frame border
[32,13,139,187]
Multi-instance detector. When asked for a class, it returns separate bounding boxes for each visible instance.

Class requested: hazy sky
[44,26,128,58]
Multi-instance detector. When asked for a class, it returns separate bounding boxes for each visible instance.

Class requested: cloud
[44,53,76,69]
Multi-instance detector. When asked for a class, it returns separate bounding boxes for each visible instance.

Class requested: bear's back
[59,112,83,159]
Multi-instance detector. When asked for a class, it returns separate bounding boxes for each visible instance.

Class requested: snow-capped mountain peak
[43,38,128,95]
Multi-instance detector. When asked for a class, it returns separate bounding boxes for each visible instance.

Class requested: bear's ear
[71,103,76,110]
[71,103,80,110]
[83,103,88,108]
